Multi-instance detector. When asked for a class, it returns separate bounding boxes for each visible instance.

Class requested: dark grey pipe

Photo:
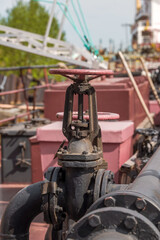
[127,146,160,206]
[0,181,45,240]
[90,231,136,240]
[65,167,94,221]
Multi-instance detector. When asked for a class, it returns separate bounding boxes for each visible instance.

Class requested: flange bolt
[104,197,116,207]
[124,216,137,230]
[135,198,146,210]
[88,214,101,227]
[62,149,68,154]
[82,151,88,155]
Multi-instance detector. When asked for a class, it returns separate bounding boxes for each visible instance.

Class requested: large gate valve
[0,69,125,240]
[38,69,116,230]
[49,69,113,169]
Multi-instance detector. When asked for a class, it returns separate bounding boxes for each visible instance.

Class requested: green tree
[0,0,65,77]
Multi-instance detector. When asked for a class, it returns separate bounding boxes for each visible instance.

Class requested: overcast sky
[0,0,135,50]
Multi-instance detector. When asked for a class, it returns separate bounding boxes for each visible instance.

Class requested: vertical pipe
[62,85,74,139]
[15,76,21,104]
[43,68,49,89]
[65,167,94,221]
[136,0,142,12]
[20,69,30,120]
[32,89,36,119]
[88,93,94,134]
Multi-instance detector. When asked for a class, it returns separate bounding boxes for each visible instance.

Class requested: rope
[71,0,86,37]
[70,0,97,54]
[57,2,86,45]
[77,0,93,45]
[33,0,99,56]
[33,0,85,44]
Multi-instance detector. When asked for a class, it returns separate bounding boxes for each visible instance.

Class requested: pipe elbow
[0,181,46,240]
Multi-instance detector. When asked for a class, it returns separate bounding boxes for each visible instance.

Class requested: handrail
[0,110,39,125]
[0,84,53,124]
[0,84,53,96]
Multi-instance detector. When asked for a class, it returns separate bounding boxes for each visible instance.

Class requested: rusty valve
[3,69,160,240]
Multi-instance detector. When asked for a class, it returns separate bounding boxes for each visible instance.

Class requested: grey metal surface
[1,119,50,183]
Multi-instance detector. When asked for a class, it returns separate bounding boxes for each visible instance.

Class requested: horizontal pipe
[0,84,53,96]
[0,181,45,240]
[114,72,141,78]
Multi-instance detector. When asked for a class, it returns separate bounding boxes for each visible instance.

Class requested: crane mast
[136,0,142,12]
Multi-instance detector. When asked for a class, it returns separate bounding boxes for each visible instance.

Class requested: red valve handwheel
[49,69,114,81]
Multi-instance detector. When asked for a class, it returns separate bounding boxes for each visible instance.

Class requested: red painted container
[30,136,43,183]
[31,120,134,183]
[44,76,149,128]
[149,100,160,126]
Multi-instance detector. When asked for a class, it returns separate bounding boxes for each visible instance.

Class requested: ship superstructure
[132,0,160,52]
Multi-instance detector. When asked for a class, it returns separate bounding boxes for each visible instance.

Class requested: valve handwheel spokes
[49,69,113,82]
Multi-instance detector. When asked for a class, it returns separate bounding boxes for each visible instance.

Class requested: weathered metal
[67,146,160,239]
[1,118,51,183]
[41,69,111,226]
[1,69,160,240]
[0,181,46,240]
[120,128,160,183]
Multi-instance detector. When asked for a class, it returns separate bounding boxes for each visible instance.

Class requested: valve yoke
[49,69,111,168]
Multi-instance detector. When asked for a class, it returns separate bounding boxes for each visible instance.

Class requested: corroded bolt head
[124,216,137,230]
[62,149,68,154]
[135,198,146,210]
[88,214,101,227]
[92,146,98,153]
[82,151,88,155]
[104,197,116,207]
[55,206,63,212]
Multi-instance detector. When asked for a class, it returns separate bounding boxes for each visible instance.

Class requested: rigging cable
[33,0,100,56]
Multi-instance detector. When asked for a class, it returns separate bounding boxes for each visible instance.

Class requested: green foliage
[0,0,66,79]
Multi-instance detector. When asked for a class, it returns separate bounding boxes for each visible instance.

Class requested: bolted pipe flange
[67,207,160,239]
[124,216,137,230]
[87,191,160,229]
[135,198,147,210]
[88,214,101,227]
[104,197,116,207]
